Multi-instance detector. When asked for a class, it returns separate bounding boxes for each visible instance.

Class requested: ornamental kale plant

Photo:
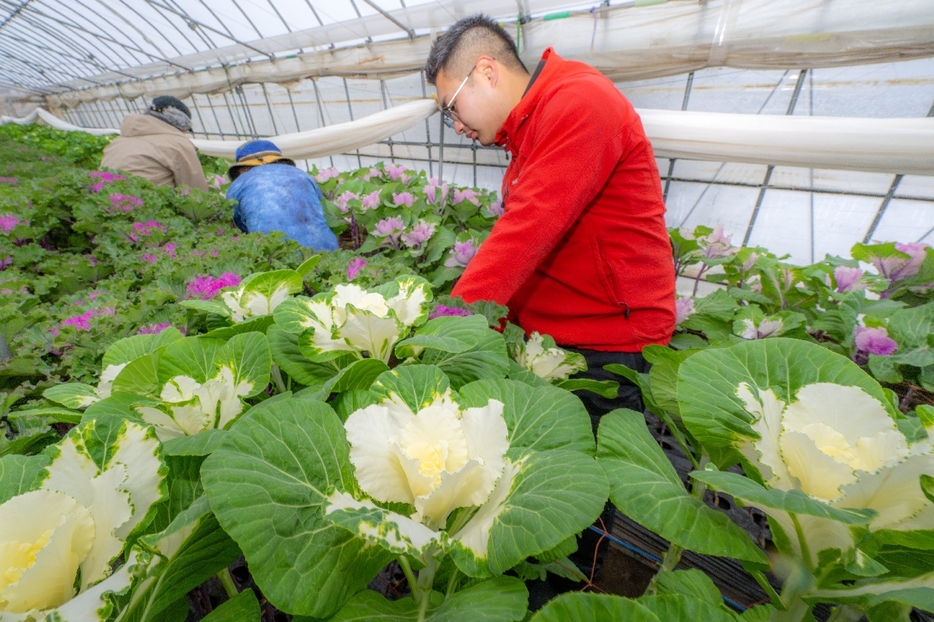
[4,122,933,621]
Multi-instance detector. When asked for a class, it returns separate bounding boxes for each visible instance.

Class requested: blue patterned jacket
[227,164,339,251]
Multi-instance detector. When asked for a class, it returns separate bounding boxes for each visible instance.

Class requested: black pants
[562,347,648,581]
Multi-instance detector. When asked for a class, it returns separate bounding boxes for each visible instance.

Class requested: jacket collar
[494,47,558,152]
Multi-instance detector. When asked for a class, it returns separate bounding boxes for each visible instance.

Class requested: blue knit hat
[229,139,295,180]
[235,139,286,163]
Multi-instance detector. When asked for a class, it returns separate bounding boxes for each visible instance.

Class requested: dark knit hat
[228,139,295,181]
[149,95,191,119]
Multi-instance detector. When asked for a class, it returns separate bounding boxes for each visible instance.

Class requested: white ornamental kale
[284,276,431,364]
[220,270,303,323]
[221,283,291,323]
[338,389,508,532]
[513,332,586,381]
[0,421,164,620]
[135,367,253,441]
[734,382,934,562]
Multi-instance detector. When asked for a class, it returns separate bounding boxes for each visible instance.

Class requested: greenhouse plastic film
[28,0,934,108]
[5,102,934,175]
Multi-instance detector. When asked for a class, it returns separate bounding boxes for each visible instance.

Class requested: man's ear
[475,55,498,88]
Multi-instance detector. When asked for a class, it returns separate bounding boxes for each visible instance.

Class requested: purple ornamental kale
[374,217,405,237]
[347,258,367,281]
[871,242,928,282]
[361,190,381,211]
[386,163,408,182]
[314,168,340,183]
[0,214,20,234]
[393,192,415,208]
[138,323,173,335]
[699,224,735,259]
[400,221,436,249]
[186,272,242,300]
[675,297,695,325]
[428,305,472,319]
[425,178,449,205]
[334,191,359,214]
[453,188,481,206]
[444,240,478,268]
[854,326,898,356]
[833,266,865,293]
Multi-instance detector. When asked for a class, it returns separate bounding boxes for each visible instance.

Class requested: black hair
[425,14,528,85]
[228,159,296,183]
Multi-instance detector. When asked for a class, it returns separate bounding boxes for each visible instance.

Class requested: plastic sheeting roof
[2,0,934,265]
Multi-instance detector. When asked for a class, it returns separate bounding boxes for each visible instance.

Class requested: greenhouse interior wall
[2,0,933,267]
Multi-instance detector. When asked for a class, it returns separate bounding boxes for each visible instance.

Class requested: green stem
[645,543,685,595]
[768,597,810,622]
[398,556,418,594]
[217,567,239,599]
[647,456,709,594]
[415,551,440,622]
[271,364,287,394]
[446,567,461,598]
[790,514,814,575]
[825,605,865,622]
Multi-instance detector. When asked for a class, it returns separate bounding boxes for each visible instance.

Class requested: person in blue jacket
[226,140,339,251]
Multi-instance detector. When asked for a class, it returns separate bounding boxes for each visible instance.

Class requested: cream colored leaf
[0,490,94,613]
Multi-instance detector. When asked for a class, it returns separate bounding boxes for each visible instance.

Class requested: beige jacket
[101,114,208,191]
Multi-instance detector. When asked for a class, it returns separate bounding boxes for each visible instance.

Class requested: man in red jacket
[427,15,676,604]
[426,15,676,425]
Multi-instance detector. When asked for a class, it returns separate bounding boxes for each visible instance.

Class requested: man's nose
[454,119,467,135]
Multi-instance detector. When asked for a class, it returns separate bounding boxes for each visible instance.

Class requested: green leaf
[638,594,738,622]
[420,329,510,389]
[653,568,726,607]
[220,332,272,397]
[371,364,451,412]
[162,430,227,456]
[123,496,241,622]
[203,315,276,340]
[643,345,699,417]
[528,592,662,622]
[322,358,391,395]
[8,406,82,424]
[0,453,49,503]
[677,338,896,454]
[555,378,619,399]
[329,389,379,422]
[112,350,168,398]
[327,576,527,622]
[43,382,100,409]
[267,325,351,388]
[201,589,260,622]
[159,337,224,384]
[296,255,322,278]
[596,410,767,565]
[449,450,608,577]
[325,491,440,560]
[395,314,489,359]
[691,469,874,525]
[103,328,186,368]
[145,455,205,537]
[458,378,595,455]
[201,397,392,618]
[179,299,232,317]
[427,576,527,622]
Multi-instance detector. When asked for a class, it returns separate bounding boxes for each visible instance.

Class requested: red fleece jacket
[451,49,676,351]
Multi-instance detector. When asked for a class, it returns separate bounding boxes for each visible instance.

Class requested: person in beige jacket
[101,96,208,191]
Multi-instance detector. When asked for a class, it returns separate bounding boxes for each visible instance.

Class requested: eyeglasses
[441,67,475,129]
